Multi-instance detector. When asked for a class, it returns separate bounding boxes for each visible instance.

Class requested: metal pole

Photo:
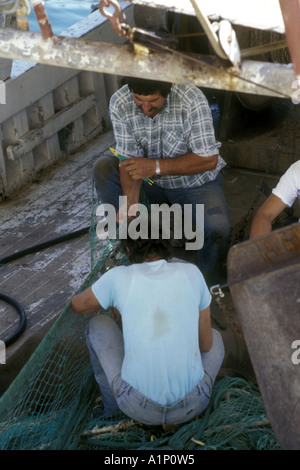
[279,0,300,78]
[0,28,295,98]
[30,0,53,39]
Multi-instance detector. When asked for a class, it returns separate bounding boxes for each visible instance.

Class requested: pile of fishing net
[0,190,281,450]
[0,238,127,451]
[79,376,280,451]
[0,237,281,450]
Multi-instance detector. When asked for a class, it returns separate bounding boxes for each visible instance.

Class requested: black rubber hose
[0,293,27,347]
[0,225,90,345]
[0,226,90,265]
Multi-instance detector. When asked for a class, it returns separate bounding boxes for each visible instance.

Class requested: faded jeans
[86,315,225,425]
[93,155,231,282]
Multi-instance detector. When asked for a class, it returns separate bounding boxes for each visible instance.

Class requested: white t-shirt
[92,259,211,406]
[272,160,300,209]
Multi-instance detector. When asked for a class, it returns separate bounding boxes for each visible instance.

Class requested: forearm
[71,288,101,314]
[249,213,273,238]
[118,164,142,222]
[250,194,287,239]
[119,164,142,205]
[120,153,218,181]
[159,153,218,176]
[198,306,213,353]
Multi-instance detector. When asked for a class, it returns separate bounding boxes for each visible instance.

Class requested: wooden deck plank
[0,235,91,339]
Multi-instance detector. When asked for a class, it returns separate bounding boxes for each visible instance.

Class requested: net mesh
[78,377,281,451]
[0,185,281,450]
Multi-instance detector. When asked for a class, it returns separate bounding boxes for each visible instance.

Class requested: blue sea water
[11,0,97,76]
[28,0,96,34]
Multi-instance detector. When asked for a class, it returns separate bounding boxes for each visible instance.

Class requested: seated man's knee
[205,213,231,242]
[93,156,118,182]
[212,328,225,354]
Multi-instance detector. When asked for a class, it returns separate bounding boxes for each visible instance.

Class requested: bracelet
[155,159,161,175]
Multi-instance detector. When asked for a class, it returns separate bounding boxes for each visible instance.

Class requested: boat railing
[0,3,134,200]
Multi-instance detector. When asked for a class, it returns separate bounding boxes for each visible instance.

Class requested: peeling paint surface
[0,130,114,363]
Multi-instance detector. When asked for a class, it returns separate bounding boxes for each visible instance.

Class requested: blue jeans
[93,155,231,282]
[86,315,225,425]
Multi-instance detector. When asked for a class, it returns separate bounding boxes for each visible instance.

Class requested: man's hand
[120,157,156,181]
[117,162,142,224]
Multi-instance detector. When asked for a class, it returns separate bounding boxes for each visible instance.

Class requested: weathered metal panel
[279,0,300,77]
[6,94,96,161]
[125,0,286,33]
[0,28,295,98]
[0,12,14,80]
[0,8,133,199]
[227,223,300,450]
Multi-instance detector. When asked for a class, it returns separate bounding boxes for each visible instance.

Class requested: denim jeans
[93,155,231,282]
[86,315,225,425]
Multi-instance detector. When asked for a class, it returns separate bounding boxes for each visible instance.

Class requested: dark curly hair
[122,77,172,98]
[119,217,173,264]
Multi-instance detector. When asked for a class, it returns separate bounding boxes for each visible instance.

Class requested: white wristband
[155,160,161,175]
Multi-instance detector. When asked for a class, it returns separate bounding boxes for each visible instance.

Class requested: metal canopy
[0,0,297,98]
[0,28,295,99]
[125,0,286,33]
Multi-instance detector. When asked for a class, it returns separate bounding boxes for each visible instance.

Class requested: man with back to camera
[71,219,225,425]
[93,77,231,285]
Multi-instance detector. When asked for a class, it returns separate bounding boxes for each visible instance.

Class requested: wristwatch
[155,159,161,175]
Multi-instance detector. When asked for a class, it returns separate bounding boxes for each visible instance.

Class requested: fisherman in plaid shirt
[94,77,231,285]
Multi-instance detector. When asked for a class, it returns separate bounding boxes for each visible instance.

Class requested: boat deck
[0,116,298,395]
[0,131,113,393]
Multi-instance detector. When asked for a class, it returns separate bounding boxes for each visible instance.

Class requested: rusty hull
[227,223,300,450]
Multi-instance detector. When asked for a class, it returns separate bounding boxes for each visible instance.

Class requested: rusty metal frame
[279,0,300,78]
[30,0,53,39]
[0,0,297,99]
[0,27,295,99]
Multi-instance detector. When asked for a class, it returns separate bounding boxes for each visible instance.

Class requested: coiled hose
[0,293,26,346]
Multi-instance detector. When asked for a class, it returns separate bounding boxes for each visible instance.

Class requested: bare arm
[198,306,213,352]
[71,287,102,315]
[117,164,142,222]
[71,288,123,329]
[160,153,218,176]
[120,153,218,181]
[250,194,287,238]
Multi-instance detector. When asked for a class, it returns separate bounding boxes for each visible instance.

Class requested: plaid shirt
[109,84,226,189]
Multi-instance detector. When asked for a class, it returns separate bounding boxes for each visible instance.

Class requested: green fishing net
[0,185,281,450]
